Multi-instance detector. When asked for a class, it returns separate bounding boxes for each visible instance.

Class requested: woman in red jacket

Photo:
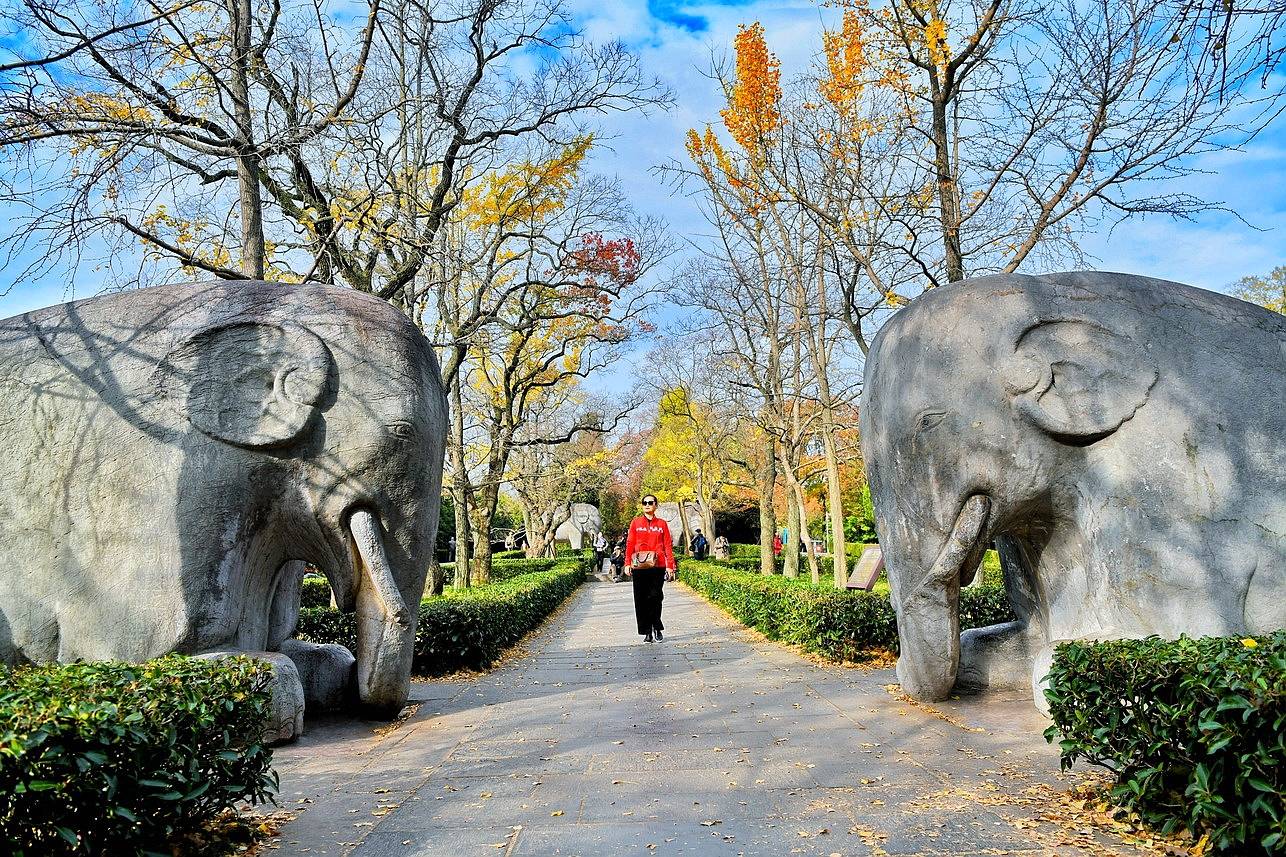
[624,494,676,642]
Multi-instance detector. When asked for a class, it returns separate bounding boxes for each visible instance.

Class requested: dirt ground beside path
[253,580,1190,857]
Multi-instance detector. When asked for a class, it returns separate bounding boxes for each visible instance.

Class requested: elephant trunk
[893,495,991,701]
[348,508,414,716]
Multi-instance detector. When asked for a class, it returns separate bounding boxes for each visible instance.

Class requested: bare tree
[508,400,619,560]
[787,0,1285,287]
[1,0,380,283]
[639,333,757,540]
[0,0,670,296]
[433,168,667,585]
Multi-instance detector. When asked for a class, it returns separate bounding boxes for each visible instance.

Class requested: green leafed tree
[1230,266,1286,315]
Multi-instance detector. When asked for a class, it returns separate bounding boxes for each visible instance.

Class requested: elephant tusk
[895,494,992,701]
[349,508,410,626]
[349,507,414,714]
[919,495,991,594]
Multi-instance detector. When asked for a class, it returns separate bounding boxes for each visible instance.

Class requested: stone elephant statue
[554,503,602,549]
[654,501,703,547]
[859,271,1285,710]
[0,281,446,738]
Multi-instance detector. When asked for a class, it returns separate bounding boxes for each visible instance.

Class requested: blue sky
[2,0,1284,321]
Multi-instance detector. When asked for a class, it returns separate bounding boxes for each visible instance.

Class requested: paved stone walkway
[261,581,1141,856]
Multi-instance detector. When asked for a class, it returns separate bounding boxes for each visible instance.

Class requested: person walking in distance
[625,494,676,642]
[690,528,709,561]
[593,530,609,574]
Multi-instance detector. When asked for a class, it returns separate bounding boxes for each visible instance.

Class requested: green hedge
[0,656,277,856]
[296,560,585,675]
[679,560,1014,661]
[488,557,559,581]
[298,556,567,609]
[300,575,331,609]
[1044,634,1286,855]
[711,547,1003,590]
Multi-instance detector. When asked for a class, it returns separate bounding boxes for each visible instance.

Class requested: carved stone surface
[0,280,447,739]
[859,271,1286,711]
[654,501,704,547]
[279,639,357,713]
[554,503,602,549]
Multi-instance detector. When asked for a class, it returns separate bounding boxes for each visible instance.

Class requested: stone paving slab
[258,580,1138,856]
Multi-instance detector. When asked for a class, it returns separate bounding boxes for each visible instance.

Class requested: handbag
[630,550,659,570]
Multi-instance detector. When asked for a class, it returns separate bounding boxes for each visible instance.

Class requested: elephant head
[859,274,1159,701]
[154,293,446,716]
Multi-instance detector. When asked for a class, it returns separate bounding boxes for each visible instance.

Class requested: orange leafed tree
[820,7,870,117]
[721,23,782,153]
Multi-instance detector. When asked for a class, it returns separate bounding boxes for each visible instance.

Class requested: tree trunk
[229,0,265,279]
[427,558,445,596]
[678,499,693,557]
[778,443,820,584]
[469,459,507,586]
[758,439,777,576]
[795,483,820,585]
[783,485,799,579]
[470,507,493,586]
[818,409,848,588]
[520,504,537,558]
[930,87,963,283]
[449,377,472,588]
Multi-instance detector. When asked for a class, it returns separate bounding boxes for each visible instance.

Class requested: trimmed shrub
[679,560,1014,661]
[297,555,567,609]
[712,547,1004,590]
[489,557,559,581]
[296,560,585,675]
[0,656,277,856]
[718,556,775,574]
[1044,633,1286,855]
[300,575,332,609]
[411,564,582,673]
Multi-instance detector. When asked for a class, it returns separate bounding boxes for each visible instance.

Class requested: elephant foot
[955,620,1040,696]
[279,638,356,713]
[195,649,305,744]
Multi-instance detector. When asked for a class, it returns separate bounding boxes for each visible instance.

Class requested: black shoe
[653,629,664,642]
[643,631,654,642]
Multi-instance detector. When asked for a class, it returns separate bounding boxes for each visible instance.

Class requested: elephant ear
[1005,319,1157,443]
[162,321,335,449]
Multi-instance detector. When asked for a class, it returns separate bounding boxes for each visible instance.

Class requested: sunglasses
[641,500,657,506]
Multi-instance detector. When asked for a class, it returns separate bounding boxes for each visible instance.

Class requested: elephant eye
[388,421,415,440]
[916,410,948,432]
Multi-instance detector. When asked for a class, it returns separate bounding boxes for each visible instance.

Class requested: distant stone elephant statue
[554,503,602,549]
[859,272,1285,710]
[654,501,704,547]
[0,281,446,739]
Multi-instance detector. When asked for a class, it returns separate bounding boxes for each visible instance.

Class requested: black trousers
[632,568,665,635]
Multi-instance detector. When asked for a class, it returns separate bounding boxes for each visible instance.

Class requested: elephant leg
[279,638,356,713]
[954,533,1047,697]
[267,560,309,650]
[195,649,305,744]
[956,620,1040,694]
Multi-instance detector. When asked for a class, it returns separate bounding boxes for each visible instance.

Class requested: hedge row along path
[258,581,1162,856]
